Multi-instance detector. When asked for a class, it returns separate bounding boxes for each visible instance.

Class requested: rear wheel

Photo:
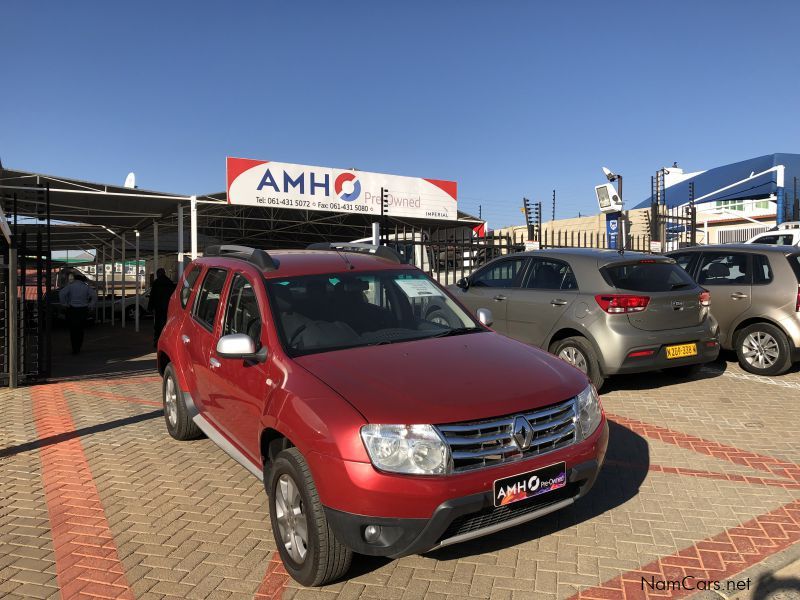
[162,364,202,440]
[735,323,792,376]
[267,448,352,586]
[550,336,604,390]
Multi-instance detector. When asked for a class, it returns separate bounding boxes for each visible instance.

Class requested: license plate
[493,462,567,507]
[665,343,698,359]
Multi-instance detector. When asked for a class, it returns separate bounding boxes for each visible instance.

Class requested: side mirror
[456,277,470,290]
[476,308,493,327]
[216,333,268,363]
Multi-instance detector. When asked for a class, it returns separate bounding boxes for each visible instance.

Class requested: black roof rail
[204,245,278,271]
[306,242,402,264]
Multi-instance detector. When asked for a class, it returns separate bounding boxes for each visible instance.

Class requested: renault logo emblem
[512,416,534,450]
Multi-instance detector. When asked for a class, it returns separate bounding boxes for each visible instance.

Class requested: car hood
[294,332,588,425]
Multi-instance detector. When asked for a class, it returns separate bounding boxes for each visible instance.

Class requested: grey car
[448,249,719,389]
[666,244,800,376]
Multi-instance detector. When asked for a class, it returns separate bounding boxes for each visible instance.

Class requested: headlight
[575,385,602,440]
[360,424,450,475]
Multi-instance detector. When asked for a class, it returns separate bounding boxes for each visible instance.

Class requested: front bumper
[323,422,608,558]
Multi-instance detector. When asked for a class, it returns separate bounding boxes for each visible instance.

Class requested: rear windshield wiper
[670,283,692,290]
[429,327,483,338]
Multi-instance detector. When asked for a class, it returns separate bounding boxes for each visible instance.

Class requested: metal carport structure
[0,166,484,386]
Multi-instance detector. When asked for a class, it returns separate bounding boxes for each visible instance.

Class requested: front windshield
[266,270,481,356]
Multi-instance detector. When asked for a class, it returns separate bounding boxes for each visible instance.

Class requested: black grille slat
[438,483,578,541]
[437,398,577,472]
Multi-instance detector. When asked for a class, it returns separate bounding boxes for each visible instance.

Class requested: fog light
[364,525,381,543]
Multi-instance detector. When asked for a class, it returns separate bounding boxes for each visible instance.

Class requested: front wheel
[162,364,202,440]
[735,323,792,376]
[268,448,352,586]
[550,336,605,390]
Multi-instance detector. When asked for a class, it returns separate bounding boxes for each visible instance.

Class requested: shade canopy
[634,153,800,209]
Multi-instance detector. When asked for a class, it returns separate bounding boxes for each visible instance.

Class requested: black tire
[666,363,704,378]
[267,448,352,587]
[162,364,202,440]
[735,322,793,376]
[550,336,605,391]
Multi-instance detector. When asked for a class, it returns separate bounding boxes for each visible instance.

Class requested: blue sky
[2,1,799,229]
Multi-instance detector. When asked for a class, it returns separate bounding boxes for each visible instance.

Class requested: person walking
[58,272,98,354]
[148,268,176,347]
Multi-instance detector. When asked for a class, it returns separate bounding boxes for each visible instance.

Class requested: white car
[746,222,800,246]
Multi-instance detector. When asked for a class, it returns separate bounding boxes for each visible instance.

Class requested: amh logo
[334,172,361,202]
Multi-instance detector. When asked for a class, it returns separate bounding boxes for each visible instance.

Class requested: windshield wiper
[429,327,483,338]
[670,283,692,290]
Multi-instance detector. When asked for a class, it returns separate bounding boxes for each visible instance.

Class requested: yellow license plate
[666,343,697,359]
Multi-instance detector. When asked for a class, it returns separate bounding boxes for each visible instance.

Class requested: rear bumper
[612,338,720,375]
[322,422,608,558]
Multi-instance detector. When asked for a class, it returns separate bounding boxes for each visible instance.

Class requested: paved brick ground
[1,325,799,599]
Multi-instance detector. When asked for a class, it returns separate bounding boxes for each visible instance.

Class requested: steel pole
[8,247,17,388]
[121,234,126,328]
[177,205,184,277]
[134,231,140,333]
[190,195,198,260]
[111,240,116,326]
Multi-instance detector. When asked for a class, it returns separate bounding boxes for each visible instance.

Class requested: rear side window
[752,255,773,285]
[697,253,750,285]
[193,268,228,330]
[525,259,578,290]
[789,255,800,282]
[752,234,795,245]
[180,266,200,308]
[471,257,527,288]
[602,262,696,292]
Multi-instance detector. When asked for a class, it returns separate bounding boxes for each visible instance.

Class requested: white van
[746,222,800,246]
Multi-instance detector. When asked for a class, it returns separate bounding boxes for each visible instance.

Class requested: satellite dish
[124,172,136,189]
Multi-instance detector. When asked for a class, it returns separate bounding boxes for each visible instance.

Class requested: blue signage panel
[606,212,621,249]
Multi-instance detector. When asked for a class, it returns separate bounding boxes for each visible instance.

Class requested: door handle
[209,357,221,369]
[730,292,749,300]
[493,294,507,302]
[181,334,190,344]
[551,298,569,306]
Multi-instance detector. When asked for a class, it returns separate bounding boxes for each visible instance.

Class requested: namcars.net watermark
[642,575,751,593]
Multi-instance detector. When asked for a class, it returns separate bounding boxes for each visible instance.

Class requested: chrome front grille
[436,398,577,472]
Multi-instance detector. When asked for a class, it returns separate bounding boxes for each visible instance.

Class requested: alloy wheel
[164,376,178,427]
[275,474,308,564]
[741,331,779,370]
[558,346,588,373]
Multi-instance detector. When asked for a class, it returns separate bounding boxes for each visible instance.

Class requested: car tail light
[627,349,655,358]
[796,285,800,312]
[595,294,650,314]
[699,291,711,307]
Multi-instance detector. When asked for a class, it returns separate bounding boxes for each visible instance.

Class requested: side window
[697,253,750,285]
[192,268,228,330]
[180,266,200,308]
[525,259,578,290]
[471,258,527,288]
[752,254,773,285]
[223,274,263,343]
[753,234,794,245]
[669,252,697,274]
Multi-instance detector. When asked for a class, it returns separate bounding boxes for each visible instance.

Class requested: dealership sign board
[226,157,458,221]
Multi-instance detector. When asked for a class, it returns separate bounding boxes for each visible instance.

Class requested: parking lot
[1,324,799,600]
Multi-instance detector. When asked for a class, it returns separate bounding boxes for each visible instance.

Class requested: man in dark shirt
[148,268,176,347]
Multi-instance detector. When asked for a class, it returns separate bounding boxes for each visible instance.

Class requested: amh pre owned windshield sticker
[395,279,445,298]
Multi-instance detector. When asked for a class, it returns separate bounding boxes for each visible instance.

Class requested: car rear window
[602,261,696,292]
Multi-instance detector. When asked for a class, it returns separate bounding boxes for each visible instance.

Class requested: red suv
[157,243,609,586]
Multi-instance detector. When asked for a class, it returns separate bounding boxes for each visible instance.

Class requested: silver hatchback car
[449,249,719,389]
[666,244,800,375]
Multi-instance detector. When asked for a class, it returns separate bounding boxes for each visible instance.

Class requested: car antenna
[334,248,355,270]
